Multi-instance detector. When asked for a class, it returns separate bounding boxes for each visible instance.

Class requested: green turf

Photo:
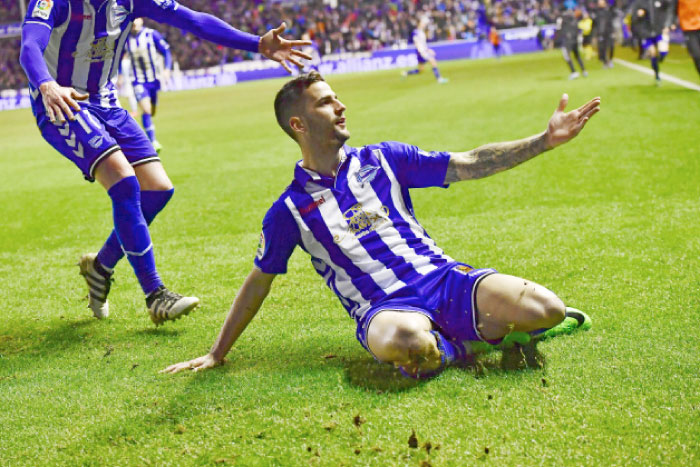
[1,46,700,466]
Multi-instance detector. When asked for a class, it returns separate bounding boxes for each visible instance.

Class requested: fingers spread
[58,99,75,120]
[557,93,569,112]
[72,90,89,101]
[581,106,600,121]
[53,104,66,124]
[67,96,82,112]
[275,22,287,35]
[279,60,292,74]
[46,105,56,123]
[291,48,313,60]
[288,57,304,68]
[576,97,601,116]
[289,39,312,47]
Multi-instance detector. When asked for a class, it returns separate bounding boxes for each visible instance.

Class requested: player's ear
[289,116,305,136]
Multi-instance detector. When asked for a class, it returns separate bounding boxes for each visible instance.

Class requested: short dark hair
[274,71,325,140]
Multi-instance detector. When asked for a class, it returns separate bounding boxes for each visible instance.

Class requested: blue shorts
[40,103,158,182]
[642,35,662,50]
[132,81,160,106]
[356,263,498,356]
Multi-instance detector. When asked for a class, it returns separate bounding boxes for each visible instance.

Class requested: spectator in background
[595,0,616,67]
[675,0,700,79]
[557,8,588,79]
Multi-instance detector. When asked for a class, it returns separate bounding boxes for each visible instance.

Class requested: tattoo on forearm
[444,131,549,183]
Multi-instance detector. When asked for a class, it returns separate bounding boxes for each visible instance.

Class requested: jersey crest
[334,203,389,244]
[354,165,379,187]
[74,37,113,63]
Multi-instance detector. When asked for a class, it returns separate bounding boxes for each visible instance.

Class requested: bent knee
[527,287,565,328]
[367,312,436,365]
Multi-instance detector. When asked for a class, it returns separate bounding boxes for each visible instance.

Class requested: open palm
[258,22,312,73]
[545,94,601,149]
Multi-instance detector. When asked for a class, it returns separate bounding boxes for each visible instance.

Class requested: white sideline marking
[614,58,700,92]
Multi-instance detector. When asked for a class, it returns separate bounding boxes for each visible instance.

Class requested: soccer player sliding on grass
[164,72,599,378]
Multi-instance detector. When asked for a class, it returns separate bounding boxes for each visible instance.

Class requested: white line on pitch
[614,58,700,92]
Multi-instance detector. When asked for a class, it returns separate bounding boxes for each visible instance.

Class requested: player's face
[301,81,349,146]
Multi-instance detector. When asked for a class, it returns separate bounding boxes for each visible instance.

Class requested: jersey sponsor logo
[354,165,379,187]
[88,135,104,149]
[74,37,113,63]
[32,0,53,20]
[71,13,93,21]
[299,196,325,215]
[333,203,389,243]
[256,232,266,260]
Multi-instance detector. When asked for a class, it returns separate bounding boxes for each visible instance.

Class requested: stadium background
[1,0,700,465]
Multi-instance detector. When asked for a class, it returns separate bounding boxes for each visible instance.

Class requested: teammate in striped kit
[163,72,599,377]
[123,18,171,153]
[401,16,448,84]
[19,0,311,325]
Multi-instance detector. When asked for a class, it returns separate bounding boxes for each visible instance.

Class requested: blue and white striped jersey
[22,0,179,109]
[125,27,170,84]
[412,28,429,57]
[254,142,455,321]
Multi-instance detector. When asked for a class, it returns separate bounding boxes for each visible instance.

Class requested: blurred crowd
[0,0,683,90]
[1,0,561,90]
[156,0,559,70]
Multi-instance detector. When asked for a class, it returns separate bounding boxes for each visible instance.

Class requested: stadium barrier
[1,25,554,111]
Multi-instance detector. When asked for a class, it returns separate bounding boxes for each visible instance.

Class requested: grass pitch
[1,46,699,466]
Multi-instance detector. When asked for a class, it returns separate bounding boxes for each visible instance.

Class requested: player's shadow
[342,355,421,392]
[0,316,181,364]
[341,351,546,391]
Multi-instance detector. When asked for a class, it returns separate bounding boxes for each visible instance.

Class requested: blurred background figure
[123,18,172,153]
[676,0,700,79]
[631,0,673,84]
[557,8,588,79]
[401,15,448,84]
[595,0,616,68]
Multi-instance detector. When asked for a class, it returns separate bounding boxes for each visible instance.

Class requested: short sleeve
[253,200,300,274]
[377,141,451,189]
[24,0,66,29]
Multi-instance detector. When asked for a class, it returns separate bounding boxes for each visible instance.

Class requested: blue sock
[142,113,155,141]
[651,57,659,79]
[406,69,421,75]
[432,67,442,79]
[97,188,174,270]
[105,176,163,295]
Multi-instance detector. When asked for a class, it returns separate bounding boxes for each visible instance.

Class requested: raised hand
[160,353,222,374]
[39,81,88,124]
[258,22,313,73]
[545,94,601,149]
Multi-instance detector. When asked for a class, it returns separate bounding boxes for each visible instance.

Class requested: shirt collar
[294,146,352,189]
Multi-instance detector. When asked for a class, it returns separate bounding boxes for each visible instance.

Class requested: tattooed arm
[444,94,601,184]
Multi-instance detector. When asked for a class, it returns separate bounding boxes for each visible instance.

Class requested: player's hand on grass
[258,22,312,73]
[160,353,222,374]
[39,80,88,124]
[545,93,601,149]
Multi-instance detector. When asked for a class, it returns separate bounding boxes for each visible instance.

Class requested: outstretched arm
[161,267,276,374]
[139,1,311,73]
[444,94,600,183]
